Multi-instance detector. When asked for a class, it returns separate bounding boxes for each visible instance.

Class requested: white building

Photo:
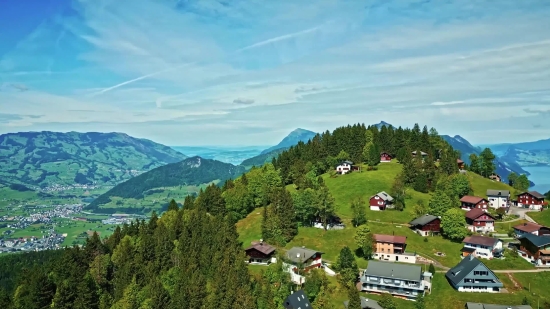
[486,190,509,208]
[336,160,355,175]
[462,236,503,259]
[282,247,324,284]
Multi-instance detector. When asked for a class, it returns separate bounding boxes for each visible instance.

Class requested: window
[473,270,488,276]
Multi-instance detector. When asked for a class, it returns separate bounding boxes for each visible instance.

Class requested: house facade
[282,247,324,284]
[380,152,392,163]
[517,191,547,210]
[446,255,503,293]
[457,159,465,169]
[244,240,276,265]
[359,261,431,300]
[513,222,550,237]
[465,209,496,233]
[336,160,355,174]
[518,234,550,267]
[408,214,441,236]
[489,174,502,182]
[462,236,503,259]
[460,196,489,210]
[486,190,509,208]
[372,234,416,263]
[369,192,394,211]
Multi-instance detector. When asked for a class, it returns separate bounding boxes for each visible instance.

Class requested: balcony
[361,283,423,298]
[361,276,423,291]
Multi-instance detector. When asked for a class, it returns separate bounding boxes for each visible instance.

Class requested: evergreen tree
[346,286,362,309]
[479,148,496,177]
[183,194,195,210]
[335,247,359,287]
[354,225,374,259]
[367,142,380,167]
[315,186,336,230]
[167,199,179,212]
[469,153,481,174]
[378,294,397,309]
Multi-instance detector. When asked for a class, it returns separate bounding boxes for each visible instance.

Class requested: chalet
[380,152,392,163]
[465,303,532,309]
[461,235,503,259]
[373,234,416,263]
[446,255,503,293]
[409,214,441,236]
[460,196,489,210]
[517,233,550,266]
[489,174,501,182]
[283,247,324,284]
[284,290,312,309]
[486,189,509,208]
[244,240,276,265]
[465,208,496,233]
[369,192,394,211]
[336,160,357,175]
[359,261,431,300]
[513,222,550,237]
[457,159,465,169]
[516,191,547,210]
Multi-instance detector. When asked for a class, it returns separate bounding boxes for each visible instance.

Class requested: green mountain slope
[240,148,286,168]
[0,131,187,188]
[259,128,317,154]
[87,156,245,212]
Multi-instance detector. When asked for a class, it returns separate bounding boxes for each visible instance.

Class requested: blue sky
[1,0,550,146]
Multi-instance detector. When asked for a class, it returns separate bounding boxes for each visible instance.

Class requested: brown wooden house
[465,208,496,233]
[460,195,489,210]
[518,233,550,266]
[409,214,441,236]
[380,152,392,163]
[457,159,465,169]
[517,191,547,210]
[513,222,550,237]
[489,174,501,182]
[245,240,276,265]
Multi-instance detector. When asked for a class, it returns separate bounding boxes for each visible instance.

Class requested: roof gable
[371,191,394,202]
[446,256,499,286]
[460,195,486,204]
[465,208,495,220]
[518,191,545,199]
[486,189,510,196]
[463,235,499,247]
[513,222,543,233]
[409,214,439,226]
[373,234,406,244]
[245,242,276,255]
[286,247,323,263]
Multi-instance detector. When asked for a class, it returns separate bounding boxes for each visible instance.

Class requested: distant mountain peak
[372,121,394,128]
[259,128,317,155]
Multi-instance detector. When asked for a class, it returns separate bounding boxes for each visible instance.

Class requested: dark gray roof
[286,247,323,264]
[519,191,545,199]
[343,160,354,165]
[364,261,422,282]
[486,189,510,196]
[344,297,383,309]
[409,214,439,226]
[284,290,312,309]
[465,303,532,309]
[519,233,550,248]
[372,191,393,202]
[446,256,497,286]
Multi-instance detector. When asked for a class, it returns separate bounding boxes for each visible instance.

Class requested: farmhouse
[369,192,394,211]
[336,160,357,175]
[489,174,502,182]
[359,261,431,300]
[461,235,503,259]
[464,208,496,233]
[513,222,550,237]
[517,233,550,266]
[516,191,547,210]
[380,152,392,163]
[486,189,509,208]
[446,255,503,293]
[282,246,324,284]
[457,159,465,169]
[244,240,276,265]
[372,234,416,263]
[408,214,441,236]
[460,196,489,210]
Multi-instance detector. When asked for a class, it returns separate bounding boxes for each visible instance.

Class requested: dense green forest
[0,123,506,309]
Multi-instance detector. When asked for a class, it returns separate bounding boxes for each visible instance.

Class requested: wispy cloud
[1,0,550,145]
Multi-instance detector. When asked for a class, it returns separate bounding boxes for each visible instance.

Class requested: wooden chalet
[460,196,489,210]
[513,222,550,237]
[457,159,465,169]
[380,152,392,163]
[369,192,393,211]
[516,191,547,210]
[409,214,441,236]
[489,174,501,182]
[245,240,276,265]
[464,208,496,233]
[518,233,550,266]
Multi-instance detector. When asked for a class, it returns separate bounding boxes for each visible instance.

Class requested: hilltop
[86,156,245,213]
[0,131,187,188]
[259,128,317,154]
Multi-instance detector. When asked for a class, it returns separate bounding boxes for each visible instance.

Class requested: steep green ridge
[0,131,187,188]
[87,156,245,211]
[240,147,286,168]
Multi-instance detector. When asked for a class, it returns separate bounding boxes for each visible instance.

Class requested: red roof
[518,191,545,199]
[245,242,276,255]
[465,208,495,220]
[373,234,406,244]
[457,159,464,164]
[460,195,486,204]
[513,222,543,233]
[463,235,498,247]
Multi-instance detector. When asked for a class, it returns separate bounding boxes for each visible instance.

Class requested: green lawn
[466,172,515,198]
[236,207,263,247]
[527,210,550,226]
[54,221,115,246]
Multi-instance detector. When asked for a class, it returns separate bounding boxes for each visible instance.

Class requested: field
[236,161,545,308]
[528,209,550,227]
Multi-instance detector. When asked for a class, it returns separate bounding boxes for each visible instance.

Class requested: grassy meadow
[527,209,550,227]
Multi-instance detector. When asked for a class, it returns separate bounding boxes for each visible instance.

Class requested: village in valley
[242,151,549,309]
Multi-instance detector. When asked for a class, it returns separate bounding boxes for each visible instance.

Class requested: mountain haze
[0,131,187,188]
[260,128,317,154]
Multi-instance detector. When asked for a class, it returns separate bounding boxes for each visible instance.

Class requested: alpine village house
[369,192,394,211]
[486,190,510,208]
[336,160,358,175]
[283,246,324,284]
[513,222,550,237]
[464,208,496,233]
[409,214,441,236]
[517,233,550,267]
[372,234,417,264]
[461,235,503,259]
[446,255,503,293]
[460,196,489,210]
[380,152,392,162]
[244,240,276,265]
[516,191,547,210]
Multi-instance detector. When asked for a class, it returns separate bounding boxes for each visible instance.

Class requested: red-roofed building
[513,222,550,238]
[245,240,276,265]
[380,152,392,163]
[465,208,496,233]
[460,196,489,210]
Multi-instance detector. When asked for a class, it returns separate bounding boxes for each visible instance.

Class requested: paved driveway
[508,206,537,223]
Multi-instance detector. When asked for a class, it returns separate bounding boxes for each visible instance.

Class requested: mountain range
[0,131,187,189]
[481,138,550,168]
